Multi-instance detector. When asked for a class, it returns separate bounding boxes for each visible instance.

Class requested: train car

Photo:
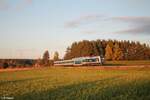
[54,56,104,66]
[54,59,74,66]
[75,56,104,66]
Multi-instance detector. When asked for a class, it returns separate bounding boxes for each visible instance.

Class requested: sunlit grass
[105,60,150,66]
[0,67,150,100]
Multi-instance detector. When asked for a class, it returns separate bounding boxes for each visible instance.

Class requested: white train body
[54,56,104,66]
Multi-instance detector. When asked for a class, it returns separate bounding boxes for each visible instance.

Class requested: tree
[35,58,42,67]
[64,39,150,61]
[96,40,104,57]
[64,47,71,60]
[53,51,59,61]
[3,62,9,69]
[113,43,124,60]
[79,40,94,57]
[42,50,50,66]
[105,44,113,60]
[91,41,99,56]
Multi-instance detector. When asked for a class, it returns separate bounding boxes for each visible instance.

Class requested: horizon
[0,0,150,59]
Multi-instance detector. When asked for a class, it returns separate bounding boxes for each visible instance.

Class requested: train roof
[54,56,101,63]
[72,56,100,60]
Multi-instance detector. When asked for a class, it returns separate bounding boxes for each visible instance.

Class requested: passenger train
[54,56,104,66]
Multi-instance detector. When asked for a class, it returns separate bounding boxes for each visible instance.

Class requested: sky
[0,0,150,59]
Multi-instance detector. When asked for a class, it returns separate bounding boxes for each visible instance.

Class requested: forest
[64,39,150,60]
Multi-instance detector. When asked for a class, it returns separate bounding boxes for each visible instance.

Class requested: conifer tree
[113,43,124,60]
[105,44,113,60]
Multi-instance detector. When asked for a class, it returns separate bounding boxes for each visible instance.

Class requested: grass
[0,66,150,100]
[105,60,150,66]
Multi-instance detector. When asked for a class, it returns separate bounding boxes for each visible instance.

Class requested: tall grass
[0,67,150,100]
[105,60,150,66]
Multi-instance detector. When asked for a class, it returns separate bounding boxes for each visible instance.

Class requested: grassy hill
[0,66,150,100]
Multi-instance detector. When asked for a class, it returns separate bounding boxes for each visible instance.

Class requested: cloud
[114,25,150,34]
[111,16,150,25]
[0,0,10,10]
[0,0,32,11]
[65,14,150,34]
[26,0,32,4]
[112,16,150,34]
[16,0,32,11]
[81,30,98,34]
[65,14,106,28]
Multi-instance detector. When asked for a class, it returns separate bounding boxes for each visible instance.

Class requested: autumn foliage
[64,39,150,61]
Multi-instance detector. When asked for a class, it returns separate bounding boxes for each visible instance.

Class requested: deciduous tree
[42,50,50,66]
[53,51,59,61]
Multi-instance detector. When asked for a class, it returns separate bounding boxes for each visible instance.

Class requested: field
[0,66,150,100]
[105,60,150,66]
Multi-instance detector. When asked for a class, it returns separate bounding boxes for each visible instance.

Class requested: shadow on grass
[15,76,150,100]
[0,76,48,86]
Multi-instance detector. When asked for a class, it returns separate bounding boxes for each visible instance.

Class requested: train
[54,56,104,66]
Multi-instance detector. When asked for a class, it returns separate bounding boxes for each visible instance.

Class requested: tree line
[0,59,35,69]
[64,39,150,60]
[0,51,59,69]
[0,39,150,69]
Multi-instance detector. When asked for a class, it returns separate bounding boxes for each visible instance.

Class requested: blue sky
[0,0,150,59]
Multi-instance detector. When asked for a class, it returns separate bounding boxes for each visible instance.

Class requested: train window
[82,59,87,62]
[75,60,81,64]
[88,59,96,62]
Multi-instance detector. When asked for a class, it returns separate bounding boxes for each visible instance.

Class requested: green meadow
[0,66,150,100]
